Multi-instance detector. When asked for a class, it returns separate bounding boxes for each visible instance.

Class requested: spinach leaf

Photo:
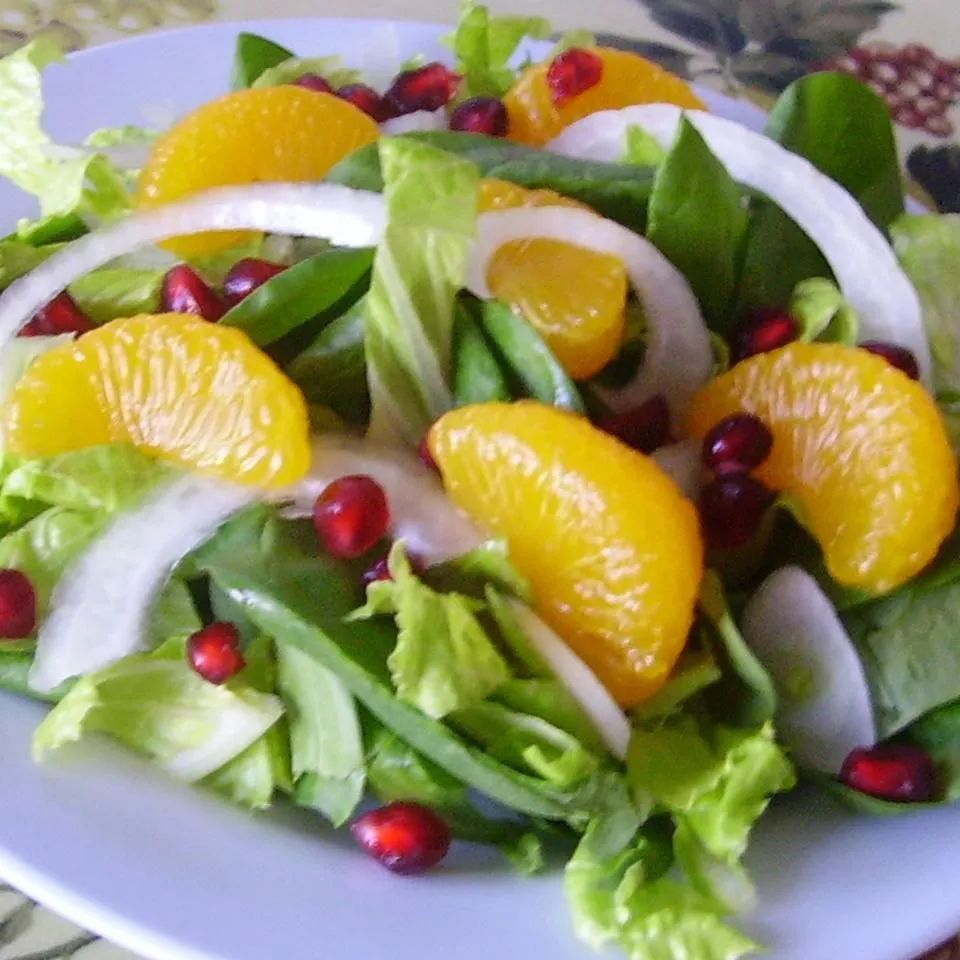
[647,118,748,333]
[736,72,904,313]
[452,301,511,405]
[231,32,294,90]
[328,132,656,231]
[911,699,960,803]
[220,247,373,347]
[188,508,600,821]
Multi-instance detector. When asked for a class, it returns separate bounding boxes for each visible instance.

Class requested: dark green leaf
[647,118,748,332]
[736,71,904,312]
[231,32,294,90]
[816,775,947,815]
[188,508,600,821]
[475,299,585,413]
[285,301,369,422]
[452,301,511,405]
[327,132,656,231]
[12,212,87,246]
[910,699,960,802]
[220,247,373,347]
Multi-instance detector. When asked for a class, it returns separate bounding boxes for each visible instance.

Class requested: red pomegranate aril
[840,743,937,803]
[0,570,36,639]
[449,96,509,137]
[417,435,438,472]
[19,291,94,337]
[161,265,226,321]
[187,622,246,685]
[222,258,286,307]
[351,801,451,874]
[385,62,461,115]
[597,395,670,454]
[336,83,394,122]
[547,48,603,106]
[313,475,391,559]
[702,413,773,476]
[731,308,798,361]
[699,474,774,551]
[860,341,920,380]
[294,72,334,94]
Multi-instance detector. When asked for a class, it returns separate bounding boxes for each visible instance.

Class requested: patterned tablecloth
[0,1,958,958]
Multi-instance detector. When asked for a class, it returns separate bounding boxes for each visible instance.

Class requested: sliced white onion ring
[741,565,877,775]
[467,206,713,416]
[381,110,447,135]
[276,433,484,565]
[29,474,258,693]
[547,106,931,386]
[505,598,631,761]
[651,439,702,502]
[0,183,386,350]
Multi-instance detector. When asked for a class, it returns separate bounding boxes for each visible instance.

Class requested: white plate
[0,18,957,960]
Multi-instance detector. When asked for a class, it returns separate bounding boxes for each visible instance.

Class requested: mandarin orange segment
[4,313,310,488]
[136,87,379,257]
[686,342,959,593]
[477,178,628,381]
[503,47,705,147]
[428,401,703,707]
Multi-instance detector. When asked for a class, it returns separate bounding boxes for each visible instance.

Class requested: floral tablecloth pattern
[0,0,958,957]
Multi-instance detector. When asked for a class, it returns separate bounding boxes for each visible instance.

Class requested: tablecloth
[0,0,958,957]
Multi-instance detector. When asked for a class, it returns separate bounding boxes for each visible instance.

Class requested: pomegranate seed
[861,341,920,380]
[161,265,226,321]
[336,83,394,122]
[351,801,451,874]
[417,435,438,472]
[547,48,603,106]
[699,475,774,551]
[222,258,286,307]
[313,475,391,559]
[702,413,773,476]
[449,96,509,137]
[19,291,93,337]
[731,308,798,361]
[841,743,937,803]
[294,72,333,94]
[0,570,36,639]
[597,395,670,454]
[187,622,245,685]
[384,62,461,116]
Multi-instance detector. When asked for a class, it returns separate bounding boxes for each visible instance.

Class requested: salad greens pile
[1,3,960,958]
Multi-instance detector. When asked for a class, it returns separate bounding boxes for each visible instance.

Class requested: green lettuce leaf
[0,239,61,290]
[0,39,131,221]
[252,56,360,89]
[33,638,284,781]
[67,268,164,325]
[627,716,795,862]
[350,541,510,718]
[623,125,667,167]
[891,214,960,442]
[203,636,292,809]
[84,124,155,150]
[444,0,549,99]
[789,277,859,345]
[278,642,365,825]
[364,138,478,444]
[423,538,532,602]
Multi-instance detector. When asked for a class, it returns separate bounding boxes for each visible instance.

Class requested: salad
[1,3,959,958]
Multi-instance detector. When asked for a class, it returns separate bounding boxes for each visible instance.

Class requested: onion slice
[505,599,631,761]
[29,473,259,693]
[277,433,484,565]
[381,110,447,135]
[0,183,386,350]
[651,439,702,502]
[740,565,877,774]
[467,206,713,416]
[547,106,930,386]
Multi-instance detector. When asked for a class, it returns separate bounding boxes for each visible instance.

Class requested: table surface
[0,0,958,958]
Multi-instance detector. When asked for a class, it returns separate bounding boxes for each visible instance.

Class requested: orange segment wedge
[477,178,628,381]
[503,47,704,147]
[136,87,379,257]
[429,401,703,707]
[686,342,959,593]
[4,314,310,488]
